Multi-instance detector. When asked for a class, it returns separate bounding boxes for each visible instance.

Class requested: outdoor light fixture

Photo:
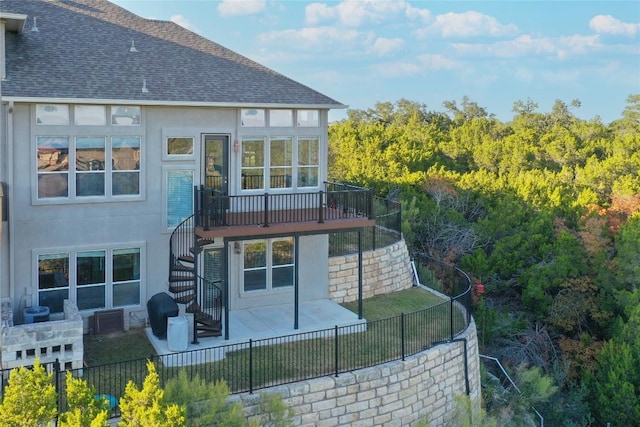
[141,78,148,93]
[234,242,241,254]
[31,17,39,32]
[234,139,239,153]
[129,40,138,52]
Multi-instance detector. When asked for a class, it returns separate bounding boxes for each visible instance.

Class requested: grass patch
[84,329,156,366]
[341,287,445,319]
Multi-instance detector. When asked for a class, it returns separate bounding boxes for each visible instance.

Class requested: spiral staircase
[169,214,223,341]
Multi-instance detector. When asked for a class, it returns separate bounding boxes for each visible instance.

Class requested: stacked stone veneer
[0,299,83,371]
[329,239,414,303]
[235,318,481,427]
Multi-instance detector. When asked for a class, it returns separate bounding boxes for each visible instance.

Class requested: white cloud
[589,15,639,37]
[371,53,458,77]
[218,0,266,17]
[170,14,201,33]
[453,34,601,59]
[305,0,429,27]
[427,11,518,38]
[369,37,404,56]
[258,26,373,52]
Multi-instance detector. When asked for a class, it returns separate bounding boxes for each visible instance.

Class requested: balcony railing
[194,181,374,230]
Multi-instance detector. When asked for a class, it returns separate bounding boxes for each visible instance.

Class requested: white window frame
[241,238,294,294]
[34,243,145,313]
[163,165,195,232]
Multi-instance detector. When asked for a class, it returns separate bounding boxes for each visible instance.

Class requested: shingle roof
[1,0,344,107]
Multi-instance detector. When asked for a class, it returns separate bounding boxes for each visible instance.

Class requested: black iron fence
[0,260,471,417]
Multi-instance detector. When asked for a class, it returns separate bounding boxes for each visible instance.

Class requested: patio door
[202,134,229,192]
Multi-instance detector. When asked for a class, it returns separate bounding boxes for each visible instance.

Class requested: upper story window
[269,110,293,127]
[36,104,69,125]
[37,136,141,199]
[297,110,319,127]
[241,109,266,127]
[34,104,143,202]
[240,136,319,191]
[111,106,141,125]
[75,105,106,125]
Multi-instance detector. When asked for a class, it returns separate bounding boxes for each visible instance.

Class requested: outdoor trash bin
[167,315,189,352]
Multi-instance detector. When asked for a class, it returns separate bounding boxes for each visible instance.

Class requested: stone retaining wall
[0,299,84,371]
[235,319,481,427]
[329,240,414,303]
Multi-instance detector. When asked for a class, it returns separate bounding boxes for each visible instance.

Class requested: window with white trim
[243,238,294,292]
[240,136,319,191]
[37,136,141,199]
[37,246,142,313]
[165,167,194,229]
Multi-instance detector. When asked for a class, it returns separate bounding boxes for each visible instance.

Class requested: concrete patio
[146,299,366,365]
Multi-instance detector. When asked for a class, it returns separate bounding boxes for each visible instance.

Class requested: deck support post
[358,228,363,320]
[294,234,299,330]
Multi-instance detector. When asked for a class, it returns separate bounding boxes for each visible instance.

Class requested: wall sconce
[234,242,241,254]
[234,139,239,153]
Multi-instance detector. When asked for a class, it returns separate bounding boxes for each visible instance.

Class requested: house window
[36,104,69,125]
[112,137,141,195]
[297,137,319,187]
[75,105,106,126]
[270,137,292,189]
[38,136,141,199]
[165,168,194,229]
[241,109,265,127]
[37,137,70,198]
[38,253,70,313]
[76,137,106,197]
[37,246,142,313]
[243,238,294,292]
[269,110,293,127]
[77,250,106,310]
[241,137,265,190]
[111,106,141,125]
[167,137,194,156]
[297,110,319,127]
[113,248,141,307]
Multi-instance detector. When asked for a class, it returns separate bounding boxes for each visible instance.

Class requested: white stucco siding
[7,103,241,321]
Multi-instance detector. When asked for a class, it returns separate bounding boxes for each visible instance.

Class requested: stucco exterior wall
[233,319,481,427]
[328,239,414,303]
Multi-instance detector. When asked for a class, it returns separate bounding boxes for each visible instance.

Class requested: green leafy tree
[58,372,110,427]
[163,371,250,427]
[118,361,186,427]
[0,358,57,427]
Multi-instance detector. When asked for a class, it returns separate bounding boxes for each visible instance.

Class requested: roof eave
[1,96,348,110]
[0,13,28,33]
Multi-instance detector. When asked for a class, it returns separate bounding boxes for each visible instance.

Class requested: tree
[118,361,186,427]
[163,371,251,427]
[57,372,110,427]
[0,359,57,427]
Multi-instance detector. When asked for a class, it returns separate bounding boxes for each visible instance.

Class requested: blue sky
[111,0,640,123]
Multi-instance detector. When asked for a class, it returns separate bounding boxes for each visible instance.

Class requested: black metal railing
[194,181,374,229]
[0,261,471,417]
[329,197,402,256]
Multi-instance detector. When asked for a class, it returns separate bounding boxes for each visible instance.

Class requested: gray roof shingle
[1,0,344,107]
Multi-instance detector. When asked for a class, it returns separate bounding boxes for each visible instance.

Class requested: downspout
[6,100,14,302]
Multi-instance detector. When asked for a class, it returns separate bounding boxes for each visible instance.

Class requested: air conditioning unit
[90,309,124,335]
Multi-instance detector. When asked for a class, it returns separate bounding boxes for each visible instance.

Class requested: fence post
[401,313,406,361]
[334,325,339,377]
[263,193,270,227]
[54,358,62,420]
[450,297,454,341]
[249,339,254,394]
[318,190,324,223]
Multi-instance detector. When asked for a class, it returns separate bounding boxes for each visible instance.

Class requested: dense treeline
[329,96,640,426]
